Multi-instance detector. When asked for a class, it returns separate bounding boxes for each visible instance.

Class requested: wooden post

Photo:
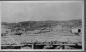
[32,43,33,49]
[62,42,65,49]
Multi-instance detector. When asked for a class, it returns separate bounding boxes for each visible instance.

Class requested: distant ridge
[1,19,82,31]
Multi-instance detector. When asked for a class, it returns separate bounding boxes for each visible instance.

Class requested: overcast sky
[1,1,84,23]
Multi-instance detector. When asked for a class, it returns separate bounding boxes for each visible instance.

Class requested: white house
[71,26,82,35]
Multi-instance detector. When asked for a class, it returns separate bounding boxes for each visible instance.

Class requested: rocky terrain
[1,19,82,49]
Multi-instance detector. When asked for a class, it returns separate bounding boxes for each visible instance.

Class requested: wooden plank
[2,44,82,46]
[35,44,75,45]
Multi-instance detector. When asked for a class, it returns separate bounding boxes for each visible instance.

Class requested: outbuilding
[70,27,81,35]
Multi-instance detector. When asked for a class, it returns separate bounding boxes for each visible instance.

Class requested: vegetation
[1,19,82,49]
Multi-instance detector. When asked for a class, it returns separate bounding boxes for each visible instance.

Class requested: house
[70,26,82,35]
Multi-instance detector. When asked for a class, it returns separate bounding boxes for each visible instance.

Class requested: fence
[1,43,82,49]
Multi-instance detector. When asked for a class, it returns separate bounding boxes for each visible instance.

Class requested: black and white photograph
[0,0,84,51]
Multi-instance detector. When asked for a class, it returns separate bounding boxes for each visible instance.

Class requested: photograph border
[0,0,85,52]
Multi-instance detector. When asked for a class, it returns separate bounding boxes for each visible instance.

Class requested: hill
[1,19,82,34]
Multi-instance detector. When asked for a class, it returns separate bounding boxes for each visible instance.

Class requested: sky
[1,1,84,23]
